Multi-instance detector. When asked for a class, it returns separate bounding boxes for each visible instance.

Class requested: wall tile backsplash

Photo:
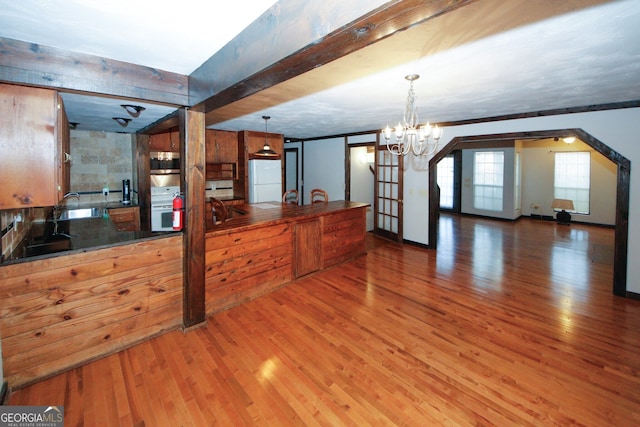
[205,180,234,200]
[70,130,137,203]
[1,207,39,261]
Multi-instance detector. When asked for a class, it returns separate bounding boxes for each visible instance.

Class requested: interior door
[374,142,403,242]
[284,147,299,197]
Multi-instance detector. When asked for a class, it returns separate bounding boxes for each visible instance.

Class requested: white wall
[402,108,640,293]
[302,137,345,204]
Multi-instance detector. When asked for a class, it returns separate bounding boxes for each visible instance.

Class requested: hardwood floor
[8,215,640,426]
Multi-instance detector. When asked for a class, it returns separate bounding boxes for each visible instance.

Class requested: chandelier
[382,74,442,156]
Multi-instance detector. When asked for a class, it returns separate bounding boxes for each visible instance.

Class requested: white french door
[374,143,403,242]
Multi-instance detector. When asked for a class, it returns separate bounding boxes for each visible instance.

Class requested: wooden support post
[181,108,206,328]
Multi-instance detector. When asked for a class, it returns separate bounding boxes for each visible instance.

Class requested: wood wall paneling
[0,235,184,387]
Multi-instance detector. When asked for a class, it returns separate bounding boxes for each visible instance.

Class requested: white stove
[151,186,180,231]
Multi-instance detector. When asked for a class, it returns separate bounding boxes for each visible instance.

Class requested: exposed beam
[0,37,189,106]
[190,0,474,116]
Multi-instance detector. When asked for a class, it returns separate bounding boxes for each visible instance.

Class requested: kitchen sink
[55,207,102,221]
[24,234,72,257]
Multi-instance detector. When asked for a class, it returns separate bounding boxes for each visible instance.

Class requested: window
[554,152,590,214]
[473,151,504,211]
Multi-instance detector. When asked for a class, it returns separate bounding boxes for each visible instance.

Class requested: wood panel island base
[205,201,368,316]
[0,202,366,389]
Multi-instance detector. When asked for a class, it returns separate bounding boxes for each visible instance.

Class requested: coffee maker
[122,179,131,205]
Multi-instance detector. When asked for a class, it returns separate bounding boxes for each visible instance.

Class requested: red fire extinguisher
[172,194,183,230]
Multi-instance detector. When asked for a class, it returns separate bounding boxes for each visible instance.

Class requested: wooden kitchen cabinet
[149,130,179,152]
[205,129,238,163]
[0,83,70,209]
[107,206,140,231]
[240,130,284,159]
[57,94,71,200]
[238,130,284,201]
[205,162,237,180]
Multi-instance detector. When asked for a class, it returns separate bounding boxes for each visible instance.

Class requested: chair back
[211,198,228,224]
[310,188,328,203]
[282,189,299,205]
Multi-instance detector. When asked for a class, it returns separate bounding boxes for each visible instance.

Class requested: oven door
[151,204,174,231]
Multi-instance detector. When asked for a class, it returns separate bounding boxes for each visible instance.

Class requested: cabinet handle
[64,152,72,163]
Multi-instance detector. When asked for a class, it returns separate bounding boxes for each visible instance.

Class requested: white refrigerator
[248,159,282,203]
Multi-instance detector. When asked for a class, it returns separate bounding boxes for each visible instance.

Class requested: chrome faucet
[52,192,81,224]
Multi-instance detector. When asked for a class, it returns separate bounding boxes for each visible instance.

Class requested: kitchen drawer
[108,206,140,231]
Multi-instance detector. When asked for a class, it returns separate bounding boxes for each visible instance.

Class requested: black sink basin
[25,234,72,257]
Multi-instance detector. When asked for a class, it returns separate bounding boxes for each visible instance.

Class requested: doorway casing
[428,129,630,297]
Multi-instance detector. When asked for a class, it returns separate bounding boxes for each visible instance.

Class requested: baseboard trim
[625,291,640,301]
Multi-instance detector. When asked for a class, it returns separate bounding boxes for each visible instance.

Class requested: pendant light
[254,115,279,157]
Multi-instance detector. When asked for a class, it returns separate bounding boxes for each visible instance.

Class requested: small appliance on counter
[122,179,131,205]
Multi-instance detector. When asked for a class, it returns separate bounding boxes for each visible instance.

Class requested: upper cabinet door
[205,129,238,163]
[0,83,59,209]
[149,130,179,152]
[57,94,71,200]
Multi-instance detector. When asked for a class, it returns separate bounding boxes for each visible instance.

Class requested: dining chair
[310,188,328,203]
[282,189,299,205]
[211,198,228,224]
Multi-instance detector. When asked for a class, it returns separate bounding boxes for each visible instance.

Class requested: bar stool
[310,188,328,203]
[211,198,227,225]
[282,189,299,205]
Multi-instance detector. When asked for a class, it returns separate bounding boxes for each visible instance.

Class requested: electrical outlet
[103,186,109,197]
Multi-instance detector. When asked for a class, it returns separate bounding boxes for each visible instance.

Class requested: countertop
[4,204,176,265]
[206,200,369,233]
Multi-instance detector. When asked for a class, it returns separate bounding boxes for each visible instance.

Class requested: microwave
[150,152,180,174]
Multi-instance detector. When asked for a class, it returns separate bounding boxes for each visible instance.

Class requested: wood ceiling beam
[189,0,475,116]
[0,37,189,106]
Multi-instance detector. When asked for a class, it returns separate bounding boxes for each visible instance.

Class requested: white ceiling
[1,0,640,140]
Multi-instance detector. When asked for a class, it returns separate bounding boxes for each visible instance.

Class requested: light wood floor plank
[7,215,640,426]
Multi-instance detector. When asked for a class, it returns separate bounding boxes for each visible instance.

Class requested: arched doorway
[428,129,630,296]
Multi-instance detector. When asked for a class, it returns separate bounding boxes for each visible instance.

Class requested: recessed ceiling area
[2,0,640,139]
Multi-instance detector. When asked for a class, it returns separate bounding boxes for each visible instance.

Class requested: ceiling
[1,0,640,140]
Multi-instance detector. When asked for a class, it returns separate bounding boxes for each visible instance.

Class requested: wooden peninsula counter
[204,200,368,315]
